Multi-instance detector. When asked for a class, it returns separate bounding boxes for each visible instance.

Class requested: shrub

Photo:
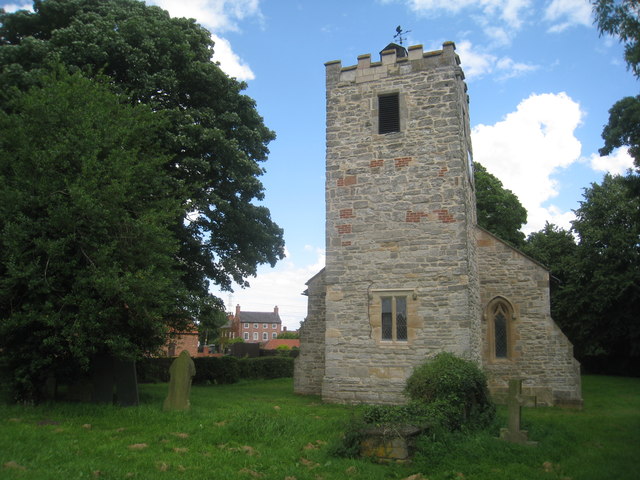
[192,356,240,385]
[238,356,294,379]
[405,352,494,430]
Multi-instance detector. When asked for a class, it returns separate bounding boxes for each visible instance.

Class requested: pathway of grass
[0,375,638,479]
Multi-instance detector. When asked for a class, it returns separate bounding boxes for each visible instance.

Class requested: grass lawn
[1,375,638,479]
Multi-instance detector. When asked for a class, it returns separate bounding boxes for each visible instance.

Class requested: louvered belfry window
[378,93,400,134]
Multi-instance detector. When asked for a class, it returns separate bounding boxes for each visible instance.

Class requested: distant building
[234,305,283,344]
[163,329,199,357]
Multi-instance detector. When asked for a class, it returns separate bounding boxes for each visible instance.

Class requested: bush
[238,356,294,379]
[193,356,240,385]
[405,352,494,430]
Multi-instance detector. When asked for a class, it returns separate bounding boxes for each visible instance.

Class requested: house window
[243,332,249,340]
[378,93,400,134]
[381,296,407,341]
[253,323,258,329]
[272,332,277,339]
[244,323,249,329]
[253,332,258,341]
[262,332,268,341]
[272,324,277,329]
[263,323,268,329]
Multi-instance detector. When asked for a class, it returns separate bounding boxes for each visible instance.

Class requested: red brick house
[233,305,283,344]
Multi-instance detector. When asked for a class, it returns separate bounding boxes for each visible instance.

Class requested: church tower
[294,41,582,407]
[320,42,480,404]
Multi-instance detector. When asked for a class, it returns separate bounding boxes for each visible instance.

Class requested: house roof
[263,339,300,350]
[238,311,282,324]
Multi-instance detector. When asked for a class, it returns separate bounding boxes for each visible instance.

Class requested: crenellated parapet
[325,42,463,87]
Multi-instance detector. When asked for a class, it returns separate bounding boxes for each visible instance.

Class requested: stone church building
[293,42,582,407]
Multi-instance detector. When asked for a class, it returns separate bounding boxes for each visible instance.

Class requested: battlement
[325,42,462,86]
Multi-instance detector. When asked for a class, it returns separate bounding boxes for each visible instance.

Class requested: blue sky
[2,0,637,330]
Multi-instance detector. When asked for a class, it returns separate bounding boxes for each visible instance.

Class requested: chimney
[274,306,279,315]
[235,304,241,319]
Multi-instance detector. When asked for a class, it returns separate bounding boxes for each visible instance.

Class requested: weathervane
[393,25,411,45]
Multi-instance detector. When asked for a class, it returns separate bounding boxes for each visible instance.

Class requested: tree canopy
[0,0,284,401]
[0,72,190,400]
[474,162,527,247]
[592,0,640,169]
[522,173,640,372]
[0,0,285,295]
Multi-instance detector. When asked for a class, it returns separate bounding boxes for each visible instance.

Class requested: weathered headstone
[91,354,116,404]
[90,354,139,406]
[163,350,196,411]
[500,378,537,445]
[114,358,139,407]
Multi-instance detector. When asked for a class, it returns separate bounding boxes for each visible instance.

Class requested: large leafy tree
[0,0,284,400]
[0,0,285,297]
[0,72,190,401]
[474,162,527,247]
[593,0,640,169]
[566,173,640,362]
[521,223,578,328]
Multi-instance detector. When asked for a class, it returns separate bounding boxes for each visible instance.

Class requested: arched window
[486,297,514,360]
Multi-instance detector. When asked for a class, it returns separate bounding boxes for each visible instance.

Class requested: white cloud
[211,247,325,331]
[544,0,593,33]
[588,147,635,175]
[456,40,538,80]
[211,34,255,80]
[150,0,261,81]
[1,2,32,12]
[404,0,531,37]
[152,0,261,32]
[472,92,584,233]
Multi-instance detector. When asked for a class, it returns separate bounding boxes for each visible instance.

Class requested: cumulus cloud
[150,0,261,81]
[456,40,538,80]
[544,0,593,33]
[588,147,635,175]
[472,92,584,233]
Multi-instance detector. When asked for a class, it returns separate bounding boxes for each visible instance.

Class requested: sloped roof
[239,311,281,324]
[263,339,300,350]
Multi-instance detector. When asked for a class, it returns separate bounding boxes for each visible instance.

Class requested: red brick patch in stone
[394,157,412,168]
[438,166,449,176]
[370,159,384,168]
[406,211,429,222]
[339,208,355,219]
[337,175,357,187]
[336,224,352,234]
[434,209,456,223]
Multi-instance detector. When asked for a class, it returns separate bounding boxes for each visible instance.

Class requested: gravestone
[163,350,196,411]
[500,378,537,445]
[90,354,139,406]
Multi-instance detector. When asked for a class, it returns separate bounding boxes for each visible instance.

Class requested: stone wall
[477,228,582,407]
[321,43,480,404]
[294,270,326,395]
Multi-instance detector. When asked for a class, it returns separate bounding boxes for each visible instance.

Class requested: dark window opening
[379,94,400,134]
[494,310,508,358]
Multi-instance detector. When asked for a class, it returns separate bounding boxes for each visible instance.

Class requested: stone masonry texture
[293,42,582,407]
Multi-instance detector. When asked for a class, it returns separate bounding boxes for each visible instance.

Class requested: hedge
[137,356,294,384]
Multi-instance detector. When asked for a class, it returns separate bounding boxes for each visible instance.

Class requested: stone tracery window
[487,297,514,360]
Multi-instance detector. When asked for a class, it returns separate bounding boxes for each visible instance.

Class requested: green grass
[1,375,638,479]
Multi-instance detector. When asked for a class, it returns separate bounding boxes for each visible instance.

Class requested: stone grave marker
[114,358,139,407]
[500,378,537,445]
[90,354,139,406]
[163,350,196,411]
